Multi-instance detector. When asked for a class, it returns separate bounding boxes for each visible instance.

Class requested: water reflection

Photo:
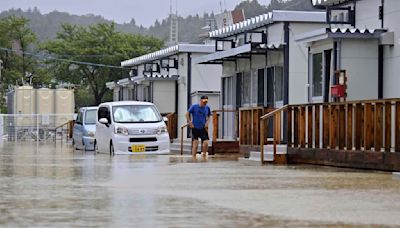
[0,142,400,226]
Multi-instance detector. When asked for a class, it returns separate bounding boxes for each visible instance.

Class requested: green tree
[0,16,50,113]
[41,22,163,105]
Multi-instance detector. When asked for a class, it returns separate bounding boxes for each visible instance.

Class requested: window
[275,67,283,102]
[251,69,258,105]
[241,71,251,105]
[76,111,83,125]
[84,109,97,125]
[112,105,162,123]
[222,77,233,106]
[98,107,111,123]
[312,53,323,97]
[257,69,265,106]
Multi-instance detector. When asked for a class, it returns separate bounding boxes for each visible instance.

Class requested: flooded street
[1,142,400,227]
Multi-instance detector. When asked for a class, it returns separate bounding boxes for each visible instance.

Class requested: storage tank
[36,88,54,114]
[55,88,75,126]
[14,86,36,127]
[14,86,36,115]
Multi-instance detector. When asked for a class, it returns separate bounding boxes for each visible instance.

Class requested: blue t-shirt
[188,104,211,129]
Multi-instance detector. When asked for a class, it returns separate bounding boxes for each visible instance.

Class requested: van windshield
[84,109,97,125]
[112,105,162,123]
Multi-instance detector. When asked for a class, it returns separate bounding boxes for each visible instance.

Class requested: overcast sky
[1,0,272,27]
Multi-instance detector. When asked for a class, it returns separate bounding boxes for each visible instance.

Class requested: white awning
[193,43,283,64]
[132,74,179,83]
[295,28,386,43]
[121,44,214,67]
[312,0,351,6]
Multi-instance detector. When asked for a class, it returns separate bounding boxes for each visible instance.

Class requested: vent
[129,137,157,142]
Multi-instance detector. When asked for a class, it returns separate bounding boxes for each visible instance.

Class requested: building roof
[312,0,352,7]
[121,44,214,67]
[295,27,386,43]
[209,10,326,39]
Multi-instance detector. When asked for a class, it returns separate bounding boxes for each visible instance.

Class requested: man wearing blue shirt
[185,95,211,158]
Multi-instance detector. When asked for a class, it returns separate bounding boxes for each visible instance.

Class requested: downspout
[187,52,192,110]
[378,46,383,99]
[187,52,192,138]
[283,22,290,105]
[175,81,178,116]
[333,41,338,85]
[283,22,290,143]
[378,0,384,99]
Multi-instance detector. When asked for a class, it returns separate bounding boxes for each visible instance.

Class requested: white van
[95,101,170,155]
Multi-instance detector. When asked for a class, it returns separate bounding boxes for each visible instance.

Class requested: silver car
[73,106,98,150]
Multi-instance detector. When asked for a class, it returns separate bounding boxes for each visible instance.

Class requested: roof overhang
[312,0,353,7]
[106,81,119,89]
[193,43,283,64]
[121,44,214,67]
[209,10,326,39]
[296,28,387,43]
[132,74,180,83]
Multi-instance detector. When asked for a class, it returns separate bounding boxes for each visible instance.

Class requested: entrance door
[222,76,236,140]
[311,53,323,102]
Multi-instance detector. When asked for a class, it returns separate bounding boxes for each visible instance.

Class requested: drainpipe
[187,52,192,138]
[283,22,290,143]
[175,81,178,115]
[378,45,384,99]
[283,22,290,105]
[378,0,384,99]
[333,41,338,85]
[187,52,192,110]
[381,0,384,29]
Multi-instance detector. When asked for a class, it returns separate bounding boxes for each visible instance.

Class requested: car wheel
[110,142,115,156]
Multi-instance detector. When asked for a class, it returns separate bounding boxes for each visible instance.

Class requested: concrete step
[264,144,287,154]
[249,151,274,162]
[170,139,213,155]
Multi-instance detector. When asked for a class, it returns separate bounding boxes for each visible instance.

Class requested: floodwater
[1,142,400,227]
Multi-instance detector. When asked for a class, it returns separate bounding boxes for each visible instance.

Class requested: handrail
[54,120,74,143]
[260,105,289,120]
[212,109,239,143]
[260,105,289,165]
[180,123,188,155]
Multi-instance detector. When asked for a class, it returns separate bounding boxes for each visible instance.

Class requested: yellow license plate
[131,145,145,152]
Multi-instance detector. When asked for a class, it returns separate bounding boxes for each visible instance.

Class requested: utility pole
[169,0,179,46]
[0,59,3,113]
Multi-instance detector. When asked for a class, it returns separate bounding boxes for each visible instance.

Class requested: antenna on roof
[169,0,179,46]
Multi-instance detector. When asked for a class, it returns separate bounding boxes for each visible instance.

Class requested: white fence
[0,114,74,142]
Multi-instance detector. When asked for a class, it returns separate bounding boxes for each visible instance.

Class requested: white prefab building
[109,44,221,140]
[298,0,399,102]
[193,10,326,142]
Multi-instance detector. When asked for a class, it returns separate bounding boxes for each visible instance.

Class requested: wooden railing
[239,107,275,146]
[288,99,400,152]
[54,120,74,143]
[212,109,239,143]
[259,98,400,164]
[260,105,289,164]
[180,123,188,156]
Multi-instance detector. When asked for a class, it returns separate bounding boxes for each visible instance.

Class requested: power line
[0,47,128,70]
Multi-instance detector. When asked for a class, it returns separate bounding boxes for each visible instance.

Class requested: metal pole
[37,114,39,148]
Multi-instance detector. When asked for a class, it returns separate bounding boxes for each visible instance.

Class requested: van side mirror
[99,118,109,126]
[163,116,168,122]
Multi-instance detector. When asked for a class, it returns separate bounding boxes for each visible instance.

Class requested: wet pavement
[1,142,400,227]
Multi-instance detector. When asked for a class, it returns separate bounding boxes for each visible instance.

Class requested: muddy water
[1,142,400,227]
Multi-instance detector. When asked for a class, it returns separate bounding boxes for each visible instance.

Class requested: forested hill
[0,0,316,43]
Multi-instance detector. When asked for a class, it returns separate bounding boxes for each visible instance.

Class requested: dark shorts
[191,128,209,142]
